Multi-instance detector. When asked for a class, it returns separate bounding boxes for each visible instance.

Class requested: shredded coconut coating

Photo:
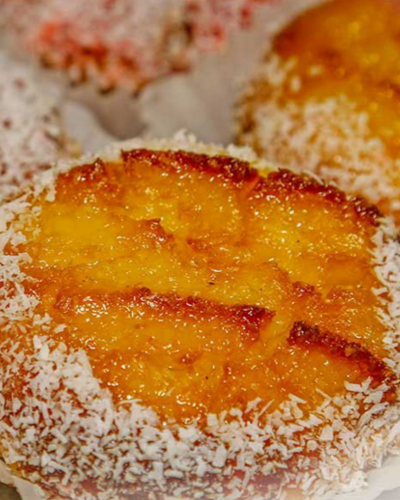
[0,134,399,500]
[0,0,270,92]
[0,52,72,201]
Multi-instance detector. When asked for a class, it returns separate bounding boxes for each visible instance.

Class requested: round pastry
[237,0,400,222]
[0,133,400,499]
[0,0,269,92]
[0,52,73,201]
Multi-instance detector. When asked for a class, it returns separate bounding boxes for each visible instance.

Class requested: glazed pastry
[0,133,399,499]
[0,0,268,92]
[0,52,74,200]
[237,0,400,221]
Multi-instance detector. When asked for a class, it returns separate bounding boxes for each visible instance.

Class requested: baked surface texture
[237,0,400,222]
[0,135,400,499]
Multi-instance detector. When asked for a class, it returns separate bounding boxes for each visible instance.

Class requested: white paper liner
[0,461,45,500]
[61,100,115,153]
[66,84,145,140]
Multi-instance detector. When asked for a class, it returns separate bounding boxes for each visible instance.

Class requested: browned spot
[255,169,381,225]
[274,29,296,57]
[293,282,315,298]
[137,219,175,246]
[233,305,272,343]
[224,363,234,378]
[179,352,202,365]
[64,159,109,184]
[121,149,259,188]
[54,287,274,345]
[56,159,124,205]
[289,321,396,391]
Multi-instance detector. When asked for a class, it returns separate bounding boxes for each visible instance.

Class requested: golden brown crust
[122,149,260,186]
[255,169,382,225]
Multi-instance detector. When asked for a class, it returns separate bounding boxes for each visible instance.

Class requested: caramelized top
[6,148,392,424]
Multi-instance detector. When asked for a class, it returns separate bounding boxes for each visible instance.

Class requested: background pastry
[0,134,399,499]
[0,52,74,200]
[237,0,400,221]
[0,0,269,92]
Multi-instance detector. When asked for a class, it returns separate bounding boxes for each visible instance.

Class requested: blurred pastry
[0,134,399,499]
[237,0,400,221]
[0,52,74,200]
[0,0,269,92]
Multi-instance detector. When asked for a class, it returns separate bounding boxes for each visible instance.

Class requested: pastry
[0,52,74,200]
[0,0,268,92]
[0,134,399,499]
[237,0,400,221]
